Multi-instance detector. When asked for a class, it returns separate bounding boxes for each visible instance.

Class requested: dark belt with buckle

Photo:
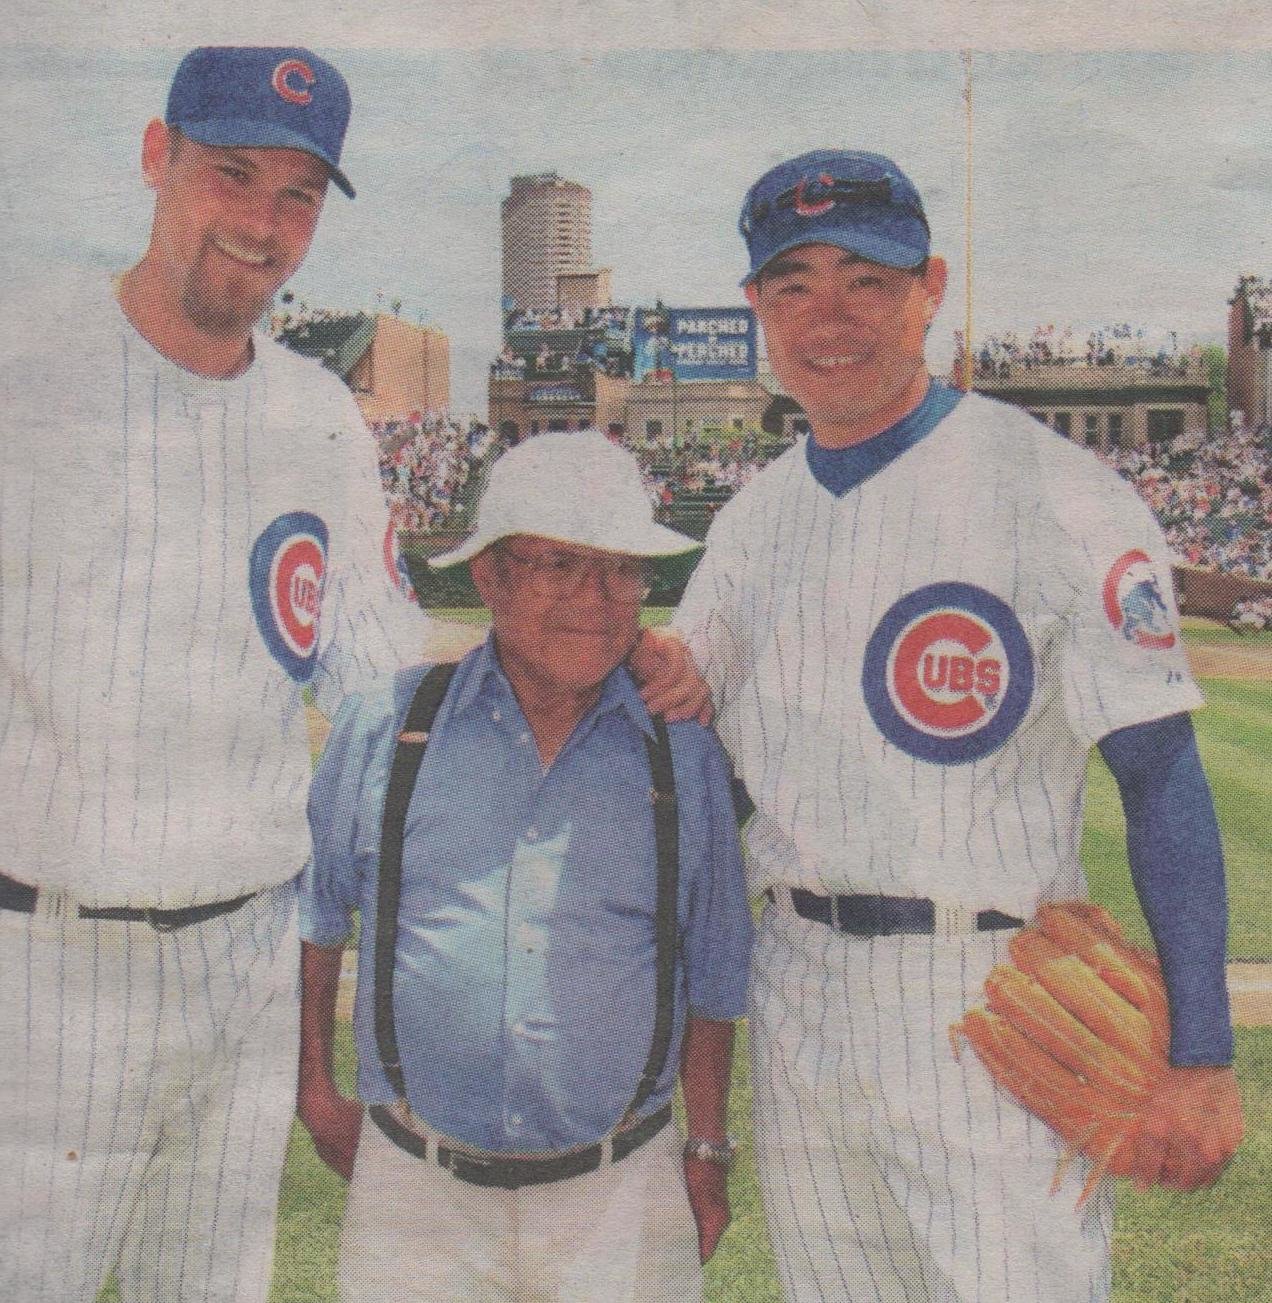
[0,871,257,931]
[368,1101,673,1190]
[770,887,1023,937]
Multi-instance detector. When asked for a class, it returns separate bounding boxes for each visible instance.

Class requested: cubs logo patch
[383,520,417,602]
[271,58,315,105]
[250,512,328,681]
[862,582,1034,764]
[1102,549,1176,650]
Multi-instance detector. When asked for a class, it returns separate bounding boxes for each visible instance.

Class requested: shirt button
[491,709,502,722]
[509,1113,523,1129]
[526,825,539,842]
[518,730,531,745]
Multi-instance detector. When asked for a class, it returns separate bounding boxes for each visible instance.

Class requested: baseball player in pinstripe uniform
[639,150,1243,1300]
[0,47,423,1302]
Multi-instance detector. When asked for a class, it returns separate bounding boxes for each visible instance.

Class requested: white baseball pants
[749,900,1114,1303]
[0,881,300,1303]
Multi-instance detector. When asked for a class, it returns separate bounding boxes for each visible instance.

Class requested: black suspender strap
[374,662,459,1100]
[374,667,680,1128]
[623,715,679,1124]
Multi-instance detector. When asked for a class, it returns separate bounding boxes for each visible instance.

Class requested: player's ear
[744,281,760,310]
[920,255,949,321]
[140,119,171,191]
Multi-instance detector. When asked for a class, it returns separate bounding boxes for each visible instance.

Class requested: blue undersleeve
[1097,713,1233,1066]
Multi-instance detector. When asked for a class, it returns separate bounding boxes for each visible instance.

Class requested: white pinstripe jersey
[674,392,1201,914]
[0,271,427,907]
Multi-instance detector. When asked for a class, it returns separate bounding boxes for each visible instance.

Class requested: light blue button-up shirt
[301,636,753,1153]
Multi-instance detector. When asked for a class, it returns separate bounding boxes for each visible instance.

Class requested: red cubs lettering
[273,537,324,654]
[947,656,974,693]
[893,612,1006,732]
[290,571,320,618]
[976,659,1001,697]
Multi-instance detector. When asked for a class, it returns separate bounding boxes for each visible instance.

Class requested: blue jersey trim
[805,378,963,497]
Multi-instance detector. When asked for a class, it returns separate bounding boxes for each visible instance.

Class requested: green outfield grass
[1084,676,1271,959]
[258,1023,1272,1303]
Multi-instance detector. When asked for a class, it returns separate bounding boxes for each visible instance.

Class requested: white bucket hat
[429,430,701,568]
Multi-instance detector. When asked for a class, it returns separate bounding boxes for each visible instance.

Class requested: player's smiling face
[141,120,328,338]
[747,243,947,447]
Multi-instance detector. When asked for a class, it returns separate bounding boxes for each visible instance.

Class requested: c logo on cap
[272,58,315,106]
[794,173,835,218]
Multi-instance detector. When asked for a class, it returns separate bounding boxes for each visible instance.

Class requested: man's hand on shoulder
[297,1073,364,1182]
[1129,1064,1244,1192]
[630,628,713,725]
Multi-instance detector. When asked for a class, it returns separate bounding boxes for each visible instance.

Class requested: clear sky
[3,44,1270,414]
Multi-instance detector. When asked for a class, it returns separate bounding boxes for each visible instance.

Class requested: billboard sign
[667,307,757,380]
[634,307,757,382]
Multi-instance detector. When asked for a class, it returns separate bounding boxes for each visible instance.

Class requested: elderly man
[298,430,753,1303]
[639,150,1243,1301]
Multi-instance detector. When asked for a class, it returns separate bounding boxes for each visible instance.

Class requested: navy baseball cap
[739,149,929,284]
[166,47,355,198]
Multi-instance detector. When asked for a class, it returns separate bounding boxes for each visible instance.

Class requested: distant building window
[577,418,590,430]
[499,420,519,440]
[547,418,569,432]
[608,422,626,437]
[530,420,541,435]
[1147,409,1184,442]
[1027,410,1047,425]
[1053,412,1072,438]
[1108,413,1124,447]
[1084,413,1100,446]
[646,420,663,438]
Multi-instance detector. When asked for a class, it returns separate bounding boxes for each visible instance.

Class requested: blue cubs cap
[739,149,929,284]
[166,46,355,198]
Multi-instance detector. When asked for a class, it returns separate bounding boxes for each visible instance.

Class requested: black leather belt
[773,887,1023,937]
[0,871,257,932]
[369,1101,673,1190]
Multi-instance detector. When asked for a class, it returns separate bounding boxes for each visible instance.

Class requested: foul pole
[962,49,975,391]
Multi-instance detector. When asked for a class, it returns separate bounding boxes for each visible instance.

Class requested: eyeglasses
[499,546,652,602]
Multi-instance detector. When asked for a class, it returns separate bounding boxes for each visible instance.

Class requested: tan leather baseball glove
[950,901,1170,1208]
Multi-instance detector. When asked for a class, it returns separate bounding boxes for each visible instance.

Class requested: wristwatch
[683,1135,739,1169]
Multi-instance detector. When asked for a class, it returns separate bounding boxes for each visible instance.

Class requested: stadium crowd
[973,325,1202,379]
[372,412,500,532]
[1095,422,1272,579]
[635,433,780,516]
[503,305,631,333]
[1229,594,1272,633]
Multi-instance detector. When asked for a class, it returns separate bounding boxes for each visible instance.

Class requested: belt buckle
[145,907,183,934]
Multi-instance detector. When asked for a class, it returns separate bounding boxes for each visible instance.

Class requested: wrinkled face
[747,243,947,440]
[142,122,328,336]
[470,537,647,696]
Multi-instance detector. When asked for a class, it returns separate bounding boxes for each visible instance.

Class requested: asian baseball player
[0,47,424,1302]
[638,150,1244,1301]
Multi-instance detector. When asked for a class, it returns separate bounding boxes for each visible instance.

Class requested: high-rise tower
[501,172,592,313]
